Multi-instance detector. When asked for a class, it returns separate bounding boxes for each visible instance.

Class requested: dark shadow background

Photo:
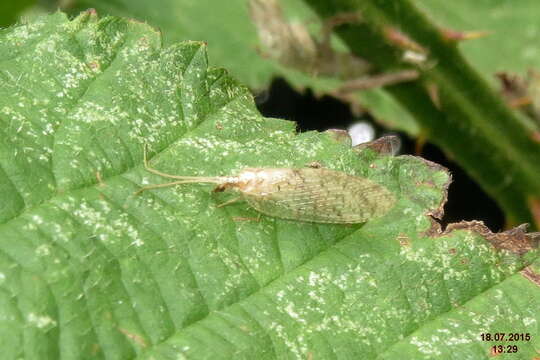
[256,78,505,232]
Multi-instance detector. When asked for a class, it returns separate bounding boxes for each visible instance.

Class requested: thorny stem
[304,0,540,228]
[335,69,419,94]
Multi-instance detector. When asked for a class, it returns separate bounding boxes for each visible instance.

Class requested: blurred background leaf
[0,0,36,27]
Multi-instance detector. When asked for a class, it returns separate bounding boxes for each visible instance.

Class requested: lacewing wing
[138,164,395,224]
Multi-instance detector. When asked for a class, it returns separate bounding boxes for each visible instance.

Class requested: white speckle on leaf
[32,215,44,225]
[131,238,145,247]
[410,336,442,356]
[284,302,306,325]
[308,271,320,286]
[27,313,57,329]
[35,244,51,256]
[269,321,307,359]
[445,334,473,346]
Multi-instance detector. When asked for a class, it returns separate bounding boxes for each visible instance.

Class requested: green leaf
[0,0,36,28]
[1,12,538,359]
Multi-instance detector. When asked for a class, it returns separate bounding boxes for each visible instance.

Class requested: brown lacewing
[136,150,395,224]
